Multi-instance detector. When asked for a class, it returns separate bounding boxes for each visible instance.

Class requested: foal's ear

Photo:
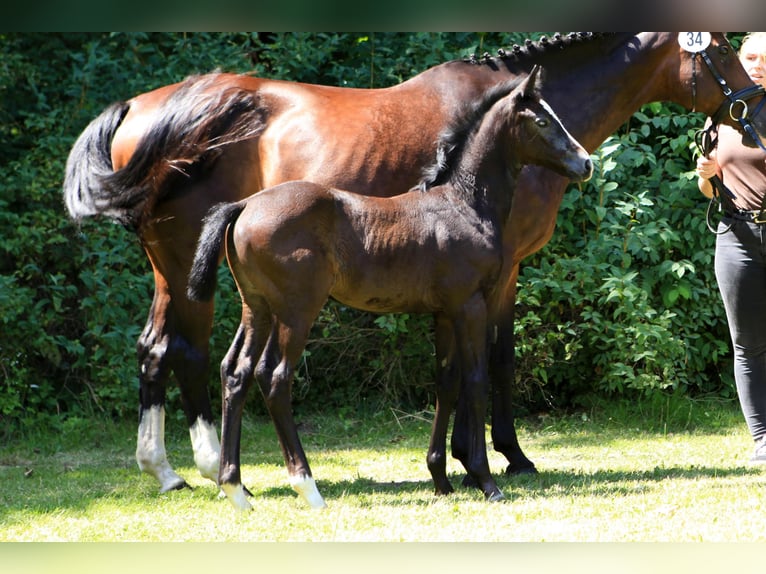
[521,64,544,98]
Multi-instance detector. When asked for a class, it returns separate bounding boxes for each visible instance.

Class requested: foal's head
[503,65,592,182]
[420,66,592,192]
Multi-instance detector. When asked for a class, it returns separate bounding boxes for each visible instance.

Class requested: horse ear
[521,65,542,98]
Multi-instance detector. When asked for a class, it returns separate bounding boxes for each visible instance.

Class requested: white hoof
[290,475,327,509]
[221,483,253,511]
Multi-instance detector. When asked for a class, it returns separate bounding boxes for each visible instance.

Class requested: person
[696,32,766,462]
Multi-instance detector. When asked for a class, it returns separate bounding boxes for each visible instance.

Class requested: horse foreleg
[426,316,459,495]
[451,295,504,502]
[488,276,537,476]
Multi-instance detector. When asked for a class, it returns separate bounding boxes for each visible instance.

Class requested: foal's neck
[449,108,517,224]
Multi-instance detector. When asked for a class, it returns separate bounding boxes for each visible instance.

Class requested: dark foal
[188,67,592,509]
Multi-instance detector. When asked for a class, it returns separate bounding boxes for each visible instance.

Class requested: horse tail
[64,72,267,230]
[187,200,247,302]
[63,101,131,222]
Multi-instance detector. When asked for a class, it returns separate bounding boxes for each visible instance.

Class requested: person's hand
[696,154,718,180]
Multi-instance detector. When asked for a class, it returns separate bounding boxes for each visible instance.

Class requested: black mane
[419,76,531,191]
[464,32,620,66]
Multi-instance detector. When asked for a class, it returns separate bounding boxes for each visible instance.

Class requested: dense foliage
[0,33,741,436]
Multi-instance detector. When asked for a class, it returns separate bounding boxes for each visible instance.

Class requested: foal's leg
[218,305,268,511]
[488,275,537,475]
[450,294,504,502]
[256,316,326,509]
[426,315,460,495]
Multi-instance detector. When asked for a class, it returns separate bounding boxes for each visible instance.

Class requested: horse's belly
[330,285,434,315]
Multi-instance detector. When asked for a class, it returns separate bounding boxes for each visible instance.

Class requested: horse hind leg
[136,306,189,493]
[176,344,220,485]
[135,286,223,493]
[218,309,266,511]
[257,317,326,509]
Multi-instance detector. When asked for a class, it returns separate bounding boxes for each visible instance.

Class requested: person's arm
[696,153,718,199]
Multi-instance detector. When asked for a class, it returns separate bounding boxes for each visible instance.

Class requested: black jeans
[715,217,766,443]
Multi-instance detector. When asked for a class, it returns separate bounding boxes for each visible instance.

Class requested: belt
[725,209,766,224]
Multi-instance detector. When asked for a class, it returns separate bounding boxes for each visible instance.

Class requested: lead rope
[695,126,735,235]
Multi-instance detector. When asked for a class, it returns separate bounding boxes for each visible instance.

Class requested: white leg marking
[290,474,327,509]
[189,417,221,484]
[221,483,253,511]
[136,405,186,492]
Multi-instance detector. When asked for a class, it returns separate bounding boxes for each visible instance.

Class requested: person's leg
[715,220,766,458]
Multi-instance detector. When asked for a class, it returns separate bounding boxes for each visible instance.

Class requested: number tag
[678,32,712,53]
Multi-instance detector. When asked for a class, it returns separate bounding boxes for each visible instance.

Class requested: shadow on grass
[1,455,764,519]
[245,462,764,507]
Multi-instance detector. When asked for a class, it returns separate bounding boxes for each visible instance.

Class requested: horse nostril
[584,158,593,173]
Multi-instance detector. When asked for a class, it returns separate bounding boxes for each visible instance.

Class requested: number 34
[678,32,712,53]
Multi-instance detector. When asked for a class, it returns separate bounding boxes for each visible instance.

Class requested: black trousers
[715,216,766,443]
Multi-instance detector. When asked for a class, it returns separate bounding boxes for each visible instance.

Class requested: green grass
[2,396,765,542]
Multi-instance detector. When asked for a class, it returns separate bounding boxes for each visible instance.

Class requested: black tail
[187,201,248,302]
[64,72,267,230]
[63,101,130,222]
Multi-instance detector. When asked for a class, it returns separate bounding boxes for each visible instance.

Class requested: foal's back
[229,180,502,316]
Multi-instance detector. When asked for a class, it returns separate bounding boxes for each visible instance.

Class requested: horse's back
[110,63,495,197]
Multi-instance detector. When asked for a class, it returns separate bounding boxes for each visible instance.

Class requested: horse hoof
[486,490,505,502]
[219,485,254,499]
[434,482,455,496]
[221,483,253,511]
[160,479,191,493]
[505,463,538,476]
[290,475,327,509]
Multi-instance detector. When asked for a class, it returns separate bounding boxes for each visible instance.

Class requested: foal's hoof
[222,483,254,511]
[434,481,455,496]
[505,462,538,476]
[486,490,505,503]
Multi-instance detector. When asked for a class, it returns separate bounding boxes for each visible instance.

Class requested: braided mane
[464,32,618,65]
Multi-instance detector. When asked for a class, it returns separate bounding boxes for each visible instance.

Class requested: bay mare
[63,33,766,494]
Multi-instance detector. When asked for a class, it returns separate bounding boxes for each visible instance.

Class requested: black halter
[693,44,766,233]
[695,47,766,152]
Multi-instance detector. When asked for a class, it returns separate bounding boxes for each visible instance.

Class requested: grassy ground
[1,396,765,543]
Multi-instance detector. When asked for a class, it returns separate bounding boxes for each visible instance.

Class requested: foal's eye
[535,117,550,128]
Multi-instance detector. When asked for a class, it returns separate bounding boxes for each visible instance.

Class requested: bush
[0,32,740,433]
[515,105,734,410]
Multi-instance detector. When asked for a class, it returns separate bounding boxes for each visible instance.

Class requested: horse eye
[718,45,729,56]
[535,117,550,128]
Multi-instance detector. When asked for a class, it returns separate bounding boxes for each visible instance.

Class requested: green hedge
[0,32,739,435]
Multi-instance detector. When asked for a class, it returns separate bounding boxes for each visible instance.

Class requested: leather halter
[695,47,766,152]
[693,43,766,233]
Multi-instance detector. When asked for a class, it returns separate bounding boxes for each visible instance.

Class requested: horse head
[510,65,593,183]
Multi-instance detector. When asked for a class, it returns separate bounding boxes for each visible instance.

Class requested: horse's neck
[448,113,516,224]
[437,33,680,154]
[535,33,679,152]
